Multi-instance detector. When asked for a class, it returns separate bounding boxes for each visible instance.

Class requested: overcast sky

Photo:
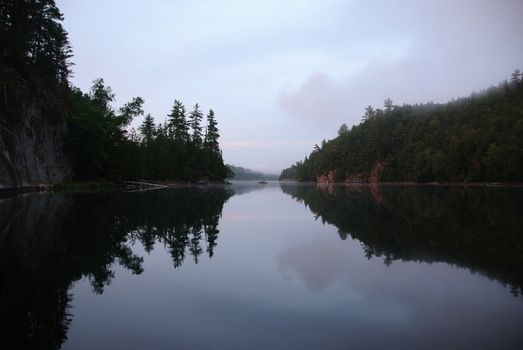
[57,0,523,173]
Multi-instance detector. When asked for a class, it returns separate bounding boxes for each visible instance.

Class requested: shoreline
[2,179,523,197]
[0,179,234,197]
[279,180,523,187]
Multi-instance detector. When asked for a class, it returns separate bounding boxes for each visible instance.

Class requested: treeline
[1,0,230,184]
[280,72,523,183]
[68,79,230,181]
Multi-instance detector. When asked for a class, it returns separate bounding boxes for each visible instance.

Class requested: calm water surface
[1,183,523,349]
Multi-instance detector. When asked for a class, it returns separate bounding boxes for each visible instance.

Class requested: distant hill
[227,165,278,181]
[280,70,523,183]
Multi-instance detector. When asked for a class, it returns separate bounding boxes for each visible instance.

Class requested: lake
[1,182,523,349]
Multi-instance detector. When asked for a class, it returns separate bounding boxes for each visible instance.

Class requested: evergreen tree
[0,0,72,83]
[338,123,348,136]
[189,103,203,147]
[139,114,155,145]
[362,106,376,121]
[203,108,228,179]
[167,100,189,142]
[204,109,220,153]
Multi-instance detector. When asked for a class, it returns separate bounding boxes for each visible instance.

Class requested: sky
[57,0,523,174]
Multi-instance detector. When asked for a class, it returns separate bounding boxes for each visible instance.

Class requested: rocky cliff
[0,70,71,189]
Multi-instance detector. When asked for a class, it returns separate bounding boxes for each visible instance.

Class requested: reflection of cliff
[0,194,73,350]
[0,187,233,349]
[280,184,523,297]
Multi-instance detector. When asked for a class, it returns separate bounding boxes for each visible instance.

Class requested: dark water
[1,183,523,349]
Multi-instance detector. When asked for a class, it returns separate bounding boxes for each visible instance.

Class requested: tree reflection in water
[0,187,233,349]
[3,183,521,348]
[280,183,523,298]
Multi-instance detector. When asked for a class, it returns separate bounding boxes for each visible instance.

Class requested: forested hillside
[227,165,278,181]
[280,73,523,183]
[0,0,229,187]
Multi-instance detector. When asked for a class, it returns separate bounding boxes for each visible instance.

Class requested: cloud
[278,72,351,123]
[277,0,523,128]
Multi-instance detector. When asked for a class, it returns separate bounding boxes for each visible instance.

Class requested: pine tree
[167,100,189,142]
[0,0,72,83]
[338,123,348,136]
[189,103,203,147]
[139,114,155,145]
[362,106,376,121]
[204,109,220,153]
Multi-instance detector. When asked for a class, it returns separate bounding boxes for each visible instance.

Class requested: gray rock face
[0,100,71,189]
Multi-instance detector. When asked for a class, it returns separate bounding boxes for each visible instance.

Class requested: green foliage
[337,123,348,136]
[205,109,219,151]
[119,96,145,126]
[281,72,523,183]
[0,0,72,85]
[67,80,144,180]
[68,80,229,182]
[203,109,229,179]
[189,103,203,147]
[139,114,155,145]
[167,99,189,142]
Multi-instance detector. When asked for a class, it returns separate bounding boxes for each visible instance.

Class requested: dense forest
[0,0,229,186]
[69,84,230,181]
[280,72,523,183]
